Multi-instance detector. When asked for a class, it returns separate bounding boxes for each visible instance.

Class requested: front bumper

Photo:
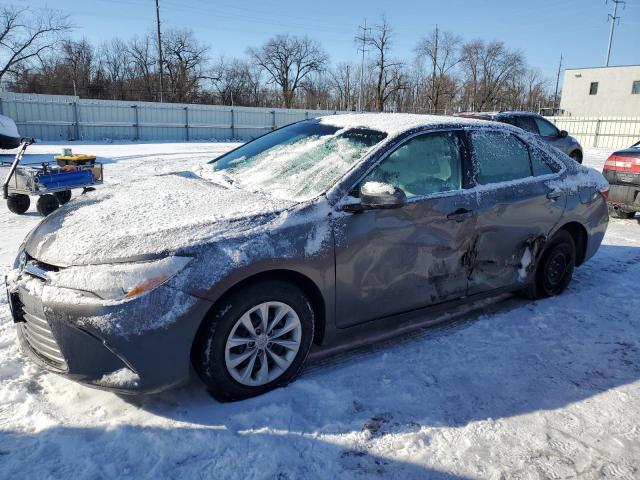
[7,268,212,394]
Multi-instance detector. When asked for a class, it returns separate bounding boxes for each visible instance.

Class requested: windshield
[205,120,387,202]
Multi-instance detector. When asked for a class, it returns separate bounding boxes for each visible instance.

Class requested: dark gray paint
[7,119,609,394]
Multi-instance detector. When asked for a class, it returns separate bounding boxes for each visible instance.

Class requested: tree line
[2,6,552,113]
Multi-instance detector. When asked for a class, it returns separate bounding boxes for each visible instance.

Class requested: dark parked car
[602,140,640,218]
[6,114,609,401]
[458,111,584,163]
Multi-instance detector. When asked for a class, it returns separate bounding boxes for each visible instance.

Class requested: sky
[24,0,640,86]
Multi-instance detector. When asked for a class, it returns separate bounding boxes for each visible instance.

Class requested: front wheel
[526,230,576,299]
[36,194,59,216]
[192,280,314,401]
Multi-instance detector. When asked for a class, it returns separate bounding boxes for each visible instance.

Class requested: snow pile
[319,112,488,137]
[546,164,610,194]
[361,181,396,195]
[26,173,293,267]
[95,368,140,388]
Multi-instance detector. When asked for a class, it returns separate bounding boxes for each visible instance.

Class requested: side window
[515,116,538,134]
[533,117,559,137]
[363,132,462,198]
[530,147,556,176]
[589,82,598,95]
[471,131,532,185]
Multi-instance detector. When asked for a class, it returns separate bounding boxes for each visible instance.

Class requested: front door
[334,130,476,328]
[466,129,566,294]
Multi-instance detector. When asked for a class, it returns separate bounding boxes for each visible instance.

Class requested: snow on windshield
[203,122,386,202]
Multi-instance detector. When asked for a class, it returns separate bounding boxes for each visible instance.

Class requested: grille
[18,301,67,371]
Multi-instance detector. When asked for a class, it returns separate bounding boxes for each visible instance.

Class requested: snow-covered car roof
[318,113,493,137]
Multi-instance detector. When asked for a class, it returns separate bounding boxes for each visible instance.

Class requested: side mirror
[558,130,568,138]
[359,181,407,209]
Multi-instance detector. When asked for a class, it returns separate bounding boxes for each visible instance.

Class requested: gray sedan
[5,114,609,401]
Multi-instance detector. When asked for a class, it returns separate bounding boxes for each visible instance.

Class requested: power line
[605,0,625,66]
[356,18,370,113]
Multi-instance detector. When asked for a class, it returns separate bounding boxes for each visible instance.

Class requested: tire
[608,205,635,219]
[526,230,576,300]
[192,280,315,402]
[54,190,72,205]
[6,194,30,214]
[36,194,59,216]
[569,151,583,164]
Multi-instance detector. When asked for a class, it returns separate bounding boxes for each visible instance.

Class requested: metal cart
[1,138,103,216]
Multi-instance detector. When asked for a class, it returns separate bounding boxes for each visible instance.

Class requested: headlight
[49,256,192,300]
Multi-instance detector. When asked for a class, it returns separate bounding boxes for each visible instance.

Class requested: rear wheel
[6,194,30,214]
[36,194,59,216]
[526,230,576,299]
[608,205,635,219]
[54,190,72,205]
[569,151,583,164]
[192,280,315,401]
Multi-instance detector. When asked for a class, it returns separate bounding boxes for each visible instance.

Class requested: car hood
[25,172,295,267]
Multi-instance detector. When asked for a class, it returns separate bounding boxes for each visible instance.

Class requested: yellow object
[54,154,97,163]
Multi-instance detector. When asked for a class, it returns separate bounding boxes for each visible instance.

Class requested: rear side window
[530,148,556,176]
[533,117,559,137]
[470,131,532,184]
[364,132,462,198]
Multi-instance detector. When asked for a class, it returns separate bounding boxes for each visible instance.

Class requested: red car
[603,141,640,219]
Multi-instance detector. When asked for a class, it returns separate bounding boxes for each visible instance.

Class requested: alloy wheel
[224,301,302,387]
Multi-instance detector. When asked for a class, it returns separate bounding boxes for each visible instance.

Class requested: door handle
[446,208,474,222]
[546,190,564,200]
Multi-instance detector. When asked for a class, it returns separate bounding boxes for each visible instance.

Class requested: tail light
[598,185,609,200]
[603,154,640,173]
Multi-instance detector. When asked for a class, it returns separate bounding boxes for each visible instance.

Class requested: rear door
[334,130,476,328]
[465,129,566,294]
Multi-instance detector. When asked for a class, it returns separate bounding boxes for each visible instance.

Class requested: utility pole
[554,53,562,110]
[605,0,625,66]
[356,19,370,112]
[345,64,350,111]
[155,0,164,102]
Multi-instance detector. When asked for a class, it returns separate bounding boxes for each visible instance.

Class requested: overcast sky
[26,0,639,85]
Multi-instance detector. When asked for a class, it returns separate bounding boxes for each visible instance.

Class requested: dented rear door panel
[466,180,567,294]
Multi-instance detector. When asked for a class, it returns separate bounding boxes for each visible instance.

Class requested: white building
[560,65,640,117]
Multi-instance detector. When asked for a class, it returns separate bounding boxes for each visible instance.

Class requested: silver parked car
[6,114,609,401]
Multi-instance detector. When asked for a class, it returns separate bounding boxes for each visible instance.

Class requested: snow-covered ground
[1,143,639,479]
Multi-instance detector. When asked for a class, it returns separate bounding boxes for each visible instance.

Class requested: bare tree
[128,34,156,100]
[329,62,356,111]
[248,34,328,108]
[459,39,524,111]
[61,39,94,96]
[358,15,405,112]
[99,38,131,100]
[162,28,209,103]
[0,5,71,82]
[415,27,461,113]
[210,57,262,106]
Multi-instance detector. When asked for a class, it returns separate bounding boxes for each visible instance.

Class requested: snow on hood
[25,172,294,267]
[319,113,489,137]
